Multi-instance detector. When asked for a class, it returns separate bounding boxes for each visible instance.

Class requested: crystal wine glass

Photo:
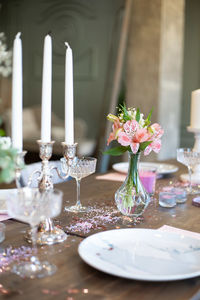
[64,157,97,212]
[6,187,63,278]
[177,148,200,194]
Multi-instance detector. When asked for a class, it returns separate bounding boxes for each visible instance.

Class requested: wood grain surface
[0,161,200,300]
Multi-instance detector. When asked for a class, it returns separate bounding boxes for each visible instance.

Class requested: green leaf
[103,146,129,156]
[144,107,154,127]
[139,141,152,151]
[0,129,5,137]
[118,103,132,122]
[136,108,140,122]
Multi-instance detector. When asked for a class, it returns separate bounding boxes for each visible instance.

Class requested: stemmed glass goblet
[177,148,200,194]
[6,187,63,278]
[63,157,97,212]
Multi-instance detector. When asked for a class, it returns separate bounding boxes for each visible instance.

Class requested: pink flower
[118,132,139,154]
[118,125,150,154]
[118,132,131,146]
[144,139,161,156]
[107,120,122,145]
[124,120,139,135]
[149,123,164,140]
[134,128,149,143]
[130,142,139,154]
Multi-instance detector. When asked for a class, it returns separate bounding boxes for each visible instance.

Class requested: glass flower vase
[115,152,150,217]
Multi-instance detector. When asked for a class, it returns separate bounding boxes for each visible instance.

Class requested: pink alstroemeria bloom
[118,132,131,146]
[130,128,149,154]
[118,120,141,154]
[118,131,139,154]
[134,128,149,143]
[144,139,161,156]
[118,124,149,154]
[149,123,164,140]
[124,120,139,135]
[107,120,122,145]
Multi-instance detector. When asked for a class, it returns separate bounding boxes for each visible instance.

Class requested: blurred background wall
[0,0,199,170]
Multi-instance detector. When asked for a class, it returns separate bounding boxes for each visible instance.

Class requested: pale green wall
[0,0,123,141]
[181,0,200,147]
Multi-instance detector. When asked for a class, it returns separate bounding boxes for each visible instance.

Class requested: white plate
[112,162,178,175]
[78,228,200,281]
[0,189,17,214]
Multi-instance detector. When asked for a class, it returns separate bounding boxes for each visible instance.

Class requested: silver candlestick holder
[61,142,78,165]
[26,140,77,245]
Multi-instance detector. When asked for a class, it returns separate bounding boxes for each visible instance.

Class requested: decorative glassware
[159,192,176,208]
[64,157,97,212]
[177,148,200,194]
[115,152,150,217]
[6,187,63,278]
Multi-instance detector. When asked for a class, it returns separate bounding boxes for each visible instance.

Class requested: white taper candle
[41,34,52,142]
[64,42,74,145]
[190,89,200,129]
[12,32,23,152]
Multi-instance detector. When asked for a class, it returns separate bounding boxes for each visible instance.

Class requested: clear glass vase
[115,152,150,217]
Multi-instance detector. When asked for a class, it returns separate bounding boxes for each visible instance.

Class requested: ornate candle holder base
[25,140,68,245]
[25,140,77,245]
[25,224,67,245]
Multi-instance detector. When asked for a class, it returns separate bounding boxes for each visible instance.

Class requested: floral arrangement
[0,32,12,77]
[104,104,164,217]
[105,104,164,156]
[0,137,18,184]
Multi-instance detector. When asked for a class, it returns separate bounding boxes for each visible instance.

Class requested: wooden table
[0,163,200,300]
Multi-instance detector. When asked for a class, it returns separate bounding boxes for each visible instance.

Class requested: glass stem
[31,225,39,263]
[188,166,192,193]
[76,178,81,208]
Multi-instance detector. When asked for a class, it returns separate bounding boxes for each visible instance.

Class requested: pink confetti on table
[65,205,125,234]
[0,246,35,273]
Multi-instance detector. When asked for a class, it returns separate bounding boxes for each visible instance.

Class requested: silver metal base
[25,226,67,245]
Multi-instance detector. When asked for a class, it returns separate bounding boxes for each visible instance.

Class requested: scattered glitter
[65,206,123,234]
[42,289,60,296]
[42,289,50,295]
[83,289,88,294]
[67,289,79,294]
[0,246,34,273]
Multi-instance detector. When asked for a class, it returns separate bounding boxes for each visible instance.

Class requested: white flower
[0,137,11,150]
[0,32,12,77]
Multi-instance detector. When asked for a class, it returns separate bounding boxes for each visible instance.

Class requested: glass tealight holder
[159,192,176,208]
[162,187,187,204]
[173,188,187,204]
